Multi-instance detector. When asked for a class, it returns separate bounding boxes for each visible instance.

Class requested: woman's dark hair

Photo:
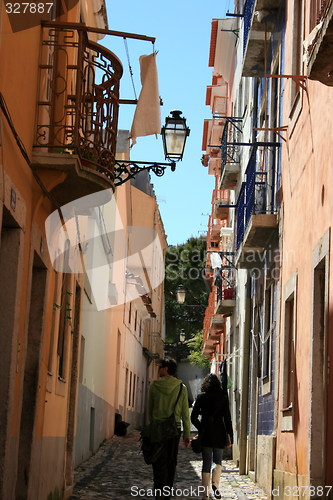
[201,373,221,392]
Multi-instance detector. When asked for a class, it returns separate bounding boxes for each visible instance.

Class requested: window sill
[261,376,271,396]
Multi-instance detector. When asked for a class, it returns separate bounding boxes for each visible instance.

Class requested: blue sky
[105,0,230,246]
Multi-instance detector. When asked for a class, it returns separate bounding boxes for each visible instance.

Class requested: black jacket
[191,387,233,448]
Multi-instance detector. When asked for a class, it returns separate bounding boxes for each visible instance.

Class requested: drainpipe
[239,276,251,475]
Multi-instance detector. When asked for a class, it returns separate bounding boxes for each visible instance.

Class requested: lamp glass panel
[176,287,186,304]
[164,129,187,157]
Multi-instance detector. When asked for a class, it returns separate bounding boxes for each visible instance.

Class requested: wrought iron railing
[221,119,242,170]
[236,182,246,251]
[243,0,256,53]
[34,23,123,180]
[235,147,276,251]
[214,253,236,302]
[244,149,271,226]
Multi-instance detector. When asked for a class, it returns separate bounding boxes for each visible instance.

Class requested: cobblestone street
[70,431,268,500]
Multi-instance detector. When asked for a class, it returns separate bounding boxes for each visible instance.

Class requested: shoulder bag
[141,384,183,464]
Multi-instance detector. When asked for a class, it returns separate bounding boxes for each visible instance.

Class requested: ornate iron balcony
[236,146,278,251]
[242,0,284,76]
[34,22,123,181]
[235,146,279,266]
[221,119,242,170]
[243,0,256,54]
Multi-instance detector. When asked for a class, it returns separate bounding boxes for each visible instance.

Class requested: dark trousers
[152,433,181,498]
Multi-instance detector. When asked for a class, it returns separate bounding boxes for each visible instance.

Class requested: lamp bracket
[114,159,176,186]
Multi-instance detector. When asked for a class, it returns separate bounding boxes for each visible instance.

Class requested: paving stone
[70,430,267,500]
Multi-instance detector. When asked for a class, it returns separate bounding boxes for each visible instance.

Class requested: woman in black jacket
[191,374,233,500]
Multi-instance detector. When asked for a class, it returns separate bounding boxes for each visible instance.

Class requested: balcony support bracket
[265,74,308,92]
[254,126,288,142]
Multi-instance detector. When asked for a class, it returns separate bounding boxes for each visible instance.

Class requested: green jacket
[148,376,191,439]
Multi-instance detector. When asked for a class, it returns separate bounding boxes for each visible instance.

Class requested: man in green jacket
[148,358,190,498]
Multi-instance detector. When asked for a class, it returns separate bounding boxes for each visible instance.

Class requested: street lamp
[161,110,190,162]
[175,285,206,309]
[113,110,190,186]
[179,329,186,343]
[176,285,186,304]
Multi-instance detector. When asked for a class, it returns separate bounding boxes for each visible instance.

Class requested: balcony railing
[214,253,236,301]
[236,147,276,252]
[219,119,242,189]
[34,23,123,180]
[221,119,242,170]
[236,182,246,251]
[243,0,256,54]
[242,0,283,76]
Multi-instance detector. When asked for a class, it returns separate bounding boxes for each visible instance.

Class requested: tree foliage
[187,331,211,368]
[164,236,208,344]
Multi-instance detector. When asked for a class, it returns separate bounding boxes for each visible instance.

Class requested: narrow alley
[69,430,268,500]
[3,0,333,497]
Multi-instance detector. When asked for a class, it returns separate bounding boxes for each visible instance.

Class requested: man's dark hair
[159,357,177,376]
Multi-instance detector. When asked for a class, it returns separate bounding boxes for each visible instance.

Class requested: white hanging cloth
[210,252,222,269]
[129,53,161,146]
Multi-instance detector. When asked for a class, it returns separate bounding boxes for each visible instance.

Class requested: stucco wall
[75,384,115,465]
[36,436,66,500]
[277,63,333,480]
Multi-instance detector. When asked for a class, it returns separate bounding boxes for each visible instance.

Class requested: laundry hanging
[210,252,222,269]
[129,53,161,146]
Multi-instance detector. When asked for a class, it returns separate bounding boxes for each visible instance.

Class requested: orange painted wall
[277,30,333,478]
[0,2,108,498]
